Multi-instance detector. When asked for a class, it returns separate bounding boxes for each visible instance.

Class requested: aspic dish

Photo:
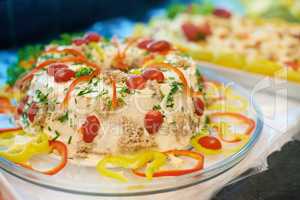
[0,32,261,193]
[134,3,300,83]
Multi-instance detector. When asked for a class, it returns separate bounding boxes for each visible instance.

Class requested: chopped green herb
[58,112,69,123]
[166,81,183,108]
[53,130,61,141]
[68,136,73,144]
[48,126,52,131]
[119,86,130,97]
[153,104,161,110]
[75,67,93,78]
[195,68,205,92]
[35,90,48,104]
[77,87,96,96]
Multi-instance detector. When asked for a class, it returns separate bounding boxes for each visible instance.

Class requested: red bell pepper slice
[109,76,118,110]
[209,112,255,143]
[132,150,204,177]
[61,68,100,108]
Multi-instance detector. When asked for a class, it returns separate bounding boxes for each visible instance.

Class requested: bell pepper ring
[210,122,247,143]
[18,140,68,175]
[209,112,255,136]
[132,150,204,177]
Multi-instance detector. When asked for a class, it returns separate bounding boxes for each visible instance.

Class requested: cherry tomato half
[81,115,101,143]
[142,68,165,83]
[147,40,171,53]
[28,102,38,123]
[17,95,29,115]
[213,8,231,19]
[137,39,154,49]
[193,97,205,116]
[84,32,101,43]
[181,22,200,41]
[54,68,75,83]
[72,38,86,46]
[47,64,68,76]
[126,75,147,90]
[197,135,222,150]
[144,110,164,134]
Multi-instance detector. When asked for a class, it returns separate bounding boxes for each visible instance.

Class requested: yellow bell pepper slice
[96,150,167,182]
[0,130,50,164]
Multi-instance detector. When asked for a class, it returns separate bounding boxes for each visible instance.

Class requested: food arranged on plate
[134,3,300,83]
[0,30,257,182]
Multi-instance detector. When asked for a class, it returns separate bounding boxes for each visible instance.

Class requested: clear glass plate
[0,68,263,197]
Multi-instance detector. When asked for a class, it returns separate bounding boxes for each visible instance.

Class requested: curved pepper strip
[143,61,191,96]
[112,37,138,70]
[133,150,204,177]
[191,134,222,155]
[109,76,118,110]
[206,85,249,112]
[61,68,101,108]
[43,48,86,59]
[0,129,50,163]
[210,122,248,143]
[19,140,68,175]
[96,150,167,182]
[17,56,100,87]
[209,112,255,136]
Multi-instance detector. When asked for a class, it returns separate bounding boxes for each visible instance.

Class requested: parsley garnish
[75,67,92,78]
[77,87,95,96]
[119,86,130,97]
[58,112,69,123]
[166,81,183,108]
[53,130,61,141]
[68,136,73,144]
[195,68,205,92]
[36,89,48,104]
[153,104,161,110]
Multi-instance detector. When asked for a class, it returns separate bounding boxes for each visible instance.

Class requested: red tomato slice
[81,115,101,143]
[137,39,154,49]
[28,102,38,123]
[193,97,205,116]
[181,22,200,41]
[147,40,171,52]
[54,68,75,83]
[47,64,68,76]
[84,32,101,43]
[198,135,222,150]
[144,110,164,134]
[126,75,147,90]
[142,68,165,83]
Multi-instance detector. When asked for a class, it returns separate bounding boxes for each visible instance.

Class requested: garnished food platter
[0,31,263,196]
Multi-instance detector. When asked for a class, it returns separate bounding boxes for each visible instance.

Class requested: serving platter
[199,61,300,101]
[0,68,263,196]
